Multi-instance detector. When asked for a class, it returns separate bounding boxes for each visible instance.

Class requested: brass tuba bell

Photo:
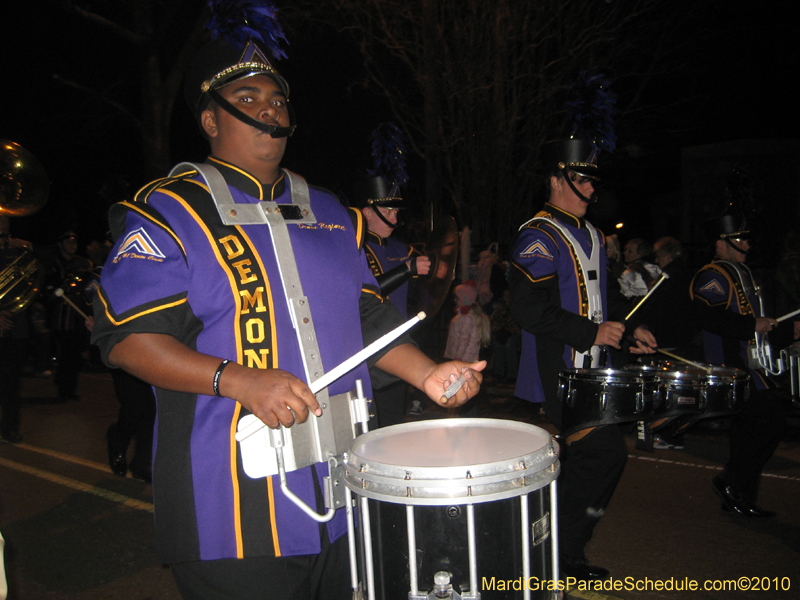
[0,140,49,217]
[0,140,49,315]
[0,249,45,316]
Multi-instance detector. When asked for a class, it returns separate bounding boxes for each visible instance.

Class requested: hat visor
[565,164,600,180]
[213,67,290,99]
[721,231,750,241]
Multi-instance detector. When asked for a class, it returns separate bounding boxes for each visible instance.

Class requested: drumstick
[776,307,800,323]
[54,288,89,320]
[235,312,427,442]
[440,373,468,404]
[624,271,670,321]
[596,273,669,368]
[655,348,711,373]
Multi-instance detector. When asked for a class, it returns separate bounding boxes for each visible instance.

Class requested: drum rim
[560,367,659,383]
[343,418,560,505]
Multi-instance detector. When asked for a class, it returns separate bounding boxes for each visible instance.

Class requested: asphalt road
[2,371,799,600]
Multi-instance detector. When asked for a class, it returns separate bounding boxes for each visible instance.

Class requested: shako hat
[184,37,290,119]
[352,175,404,210]
[353,122,408,215]
[182,0,295,136]
[541,138,600,179]
[706,167,755,242]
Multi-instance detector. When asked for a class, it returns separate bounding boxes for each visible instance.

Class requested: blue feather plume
[567,71,617,154]
[367,122,408,188]
[207,0,288,59]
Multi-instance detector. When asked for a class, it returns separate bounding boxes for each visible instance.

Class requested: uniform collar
[543,202,586,229]
[366,230,385,245]
[206,156,286,200]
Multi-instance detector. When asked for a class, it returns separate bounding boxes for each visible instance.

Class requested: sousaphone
[0,140,49,315]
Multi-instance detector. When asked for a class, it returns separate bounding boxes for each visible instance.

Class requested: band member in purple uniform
[510,138,655,581]
[691,210,787,519]
[91,12,483,599]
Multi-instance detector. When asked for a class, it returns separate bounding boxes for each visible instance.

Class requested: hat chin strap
[208,88,296,138]
[723,237,749,256]
[368,202,403,230]
[375,207,400,229]
[561,168,595,203]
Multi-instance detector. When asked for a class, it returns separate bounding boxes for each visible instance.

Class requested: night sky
[2,1,798,258]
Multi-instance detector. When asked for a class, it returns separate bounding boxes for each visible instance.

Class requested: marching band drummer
[352,125,432,427]
[691,193,788,519]
[509,137,656,582]
[90,13,483,600]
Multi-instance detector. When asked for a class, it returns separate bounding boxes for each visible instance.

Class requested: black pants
[371,380,408,428]
[557,425,628,559]
[0,337,28,436]
[170,533,351,600]
[54,329,87,397]
[722,388,787,503]
[107,369,156,471]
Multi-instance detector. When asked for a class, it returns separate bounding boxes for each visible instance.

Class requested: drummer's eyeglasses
[568,173,595,185]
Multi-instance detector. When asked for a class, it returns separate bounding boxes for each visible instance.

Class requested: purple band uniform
[691,260,769,390]
[510,204,607,415]
[92,158,380,564]
[364,231,415,319]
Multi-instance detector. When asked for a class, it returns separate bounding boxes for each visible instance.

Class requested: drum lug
[600,389,609,412]
[700,387,708,411]
[635,391,644,413]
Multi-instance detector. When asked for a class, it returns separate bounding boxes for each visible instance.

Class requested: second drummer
[509,137,655,581]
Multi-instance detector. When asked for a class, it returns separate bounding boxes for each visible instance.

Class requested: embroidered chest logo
[112,227,166,263]
[700,280,725,296]
[519,240,553,260]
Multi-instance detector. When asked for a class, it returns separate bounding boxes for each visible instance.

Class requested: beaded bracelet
[213,359,231,397]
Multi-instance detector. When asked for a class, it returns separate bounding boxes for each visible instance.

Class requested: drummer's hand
[595,322,624,349]
[421,360,486,408]
[223,364,322,429]
[755,317,778,335]
[630,326,657,354]
[411,256,431,277]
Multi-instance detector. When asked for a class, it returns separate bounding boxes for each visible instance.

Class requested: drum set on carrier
[236,314,563,600]
[558,360,750,441]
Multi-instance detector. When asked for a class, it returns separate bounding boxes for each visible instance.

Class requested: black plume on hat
[542,72,618,179]
[705,167,757,241]
[183,0,291,119]
[352,123,408,209]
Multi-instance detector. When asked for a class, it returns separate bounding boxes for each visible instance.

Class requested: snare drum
[344,419,560,600]
[630,362,706,415]
[558,368,659,435]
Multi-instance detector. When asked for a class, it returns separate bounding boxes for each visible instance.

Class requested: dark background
[1,1,798,263]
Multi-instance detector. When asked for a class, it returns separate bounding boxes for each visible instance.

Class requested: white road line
[629,453,800,482]
[0,456,153,513]
[13,442,111,474]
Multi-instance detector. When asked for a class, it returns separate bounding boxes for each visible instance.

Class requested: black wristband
[213,359,231,397]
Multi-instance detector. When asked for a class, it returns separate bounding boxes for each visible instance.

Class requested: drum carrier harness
[520,216,604,368]
[170,162,371,523]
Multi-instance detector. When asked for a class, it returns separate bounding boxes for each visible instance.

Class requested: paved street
[2,371,799,599]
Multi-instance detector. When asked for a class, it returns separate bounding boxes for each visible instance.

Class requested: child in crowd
[444,280,491,363]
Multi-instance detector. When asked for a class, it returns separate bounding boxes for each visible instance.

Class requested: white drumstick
[54,288,89,320]
[235,312,426,442]
[624,271,670,321]
[776,308,800,323]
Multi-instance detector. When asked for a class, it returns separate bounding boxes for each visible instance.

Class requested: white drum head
[344,418,559,505]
